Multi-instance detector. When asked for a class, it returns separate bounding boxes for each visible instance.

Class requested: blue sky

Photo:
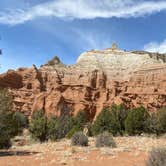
[0,0,166,73]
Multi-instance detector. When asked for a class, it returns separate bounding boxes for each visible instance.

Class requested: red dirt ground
[0,136,165,166]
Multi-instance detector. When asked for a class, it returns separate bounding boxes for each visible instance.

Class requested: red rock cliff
[0,47,165,118]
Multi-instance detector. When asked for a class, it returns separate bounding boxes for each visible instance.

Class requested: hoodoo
[0,44,166,119]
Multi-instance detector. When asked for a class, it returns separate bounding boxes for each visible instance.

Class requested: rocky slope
[0,44,165,118]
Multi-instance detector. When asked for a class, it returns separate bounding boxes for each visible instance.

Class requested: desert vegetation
[71,132,88,146]
[0,88,28,148]
[92,104,128,136]
[16,104,166,164]
[146,147,166,166]
[0,88,166,165]
[0,88,166,149]
[95,131,116,148]
[29,109,47,142]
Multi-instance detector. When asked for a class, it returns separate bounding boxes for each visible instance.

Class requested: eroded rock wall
[0,48,166,118]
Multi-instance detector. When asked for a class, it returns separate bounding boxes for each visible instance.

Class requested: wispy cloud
[72,28,113,50]
[1,0,166,25]
[144,39,166,53]
[80,34,112,50]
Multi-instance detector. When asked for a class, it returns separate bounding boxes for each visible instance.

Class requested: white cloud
[82,34,112,50]
[144,39,166,53]
[73,29,112,50]
[1,0,166,25]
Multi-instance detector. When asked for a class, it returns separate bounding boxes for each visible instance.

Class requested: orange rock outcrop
[0,47,165,118]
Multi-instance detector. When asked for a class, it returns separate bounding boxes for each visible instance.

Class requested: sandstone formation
[0,44,165,119]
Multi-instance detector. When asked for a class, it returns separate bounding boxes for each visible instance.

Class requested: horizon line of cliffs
[0,46,166,119]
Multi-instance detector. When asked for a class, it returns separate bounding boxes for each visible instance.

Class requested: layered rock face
[0,45,166,119]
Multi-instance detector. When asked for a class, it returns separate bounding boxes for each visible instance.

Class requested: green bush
[74,110,88,130]
[92,109,112,135]
[71,132,88,146]
[47,116,59,141]
[0,89,21,149]
[66,110,89,138]
[66,125,81,139]
[14,112,29,130]
[109,104,128,135]
[0,112,16,149]
[57,115,75,139]
[157,108,166,134]
[95,132,116,148]
[29,110,47,142]
[48,115,75,140]
[146,113,159,135]
[125,106,149,135]
[146,147,166,166]
[0,137,11,149]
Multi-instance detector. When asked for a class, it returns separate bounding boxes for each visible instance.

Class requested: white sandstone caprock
[41,43,166,81]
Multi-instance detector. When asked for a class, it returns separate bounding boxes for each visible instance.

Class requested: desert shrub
[157,107,166,134]
[146,147,166,166]
[56,115,75,139]
[71,132,88,146]
[95,132,116,148]
[66,110,89,138]
[146,113,159,135]
[0,138,11,149]
[74,110,88,130]
[0,112,17,149]
[92,109,112,135]
[109,104,128,135]
[48,115,75,140]
[47,116,59,141]
[55,105,75,139]
[0,89,21,149]
[66,125,81,139]
[29,110,47,142]
[13,112,29,129]
[125,106,149,135]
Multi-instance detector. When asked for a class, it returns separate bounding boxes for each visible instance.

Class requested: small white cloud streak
[1,0,166,25]
[73,29,112,50]
[83,35,112,50]
[144,39,166,53]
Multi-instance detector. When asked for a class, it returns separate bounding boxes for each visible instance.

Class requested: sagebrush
[95,132,116,148]
[71,132,88,146]
[146,147,166,166]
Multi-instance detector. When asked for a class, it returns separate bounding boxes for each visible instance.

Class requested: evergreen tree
[0,89,21,148]
[29,110,47,142]
[125,106,149,135]
[92,109,112,135]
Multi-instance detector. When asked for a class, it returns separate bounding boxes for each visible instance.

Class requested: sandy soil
[0,136,165,166]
